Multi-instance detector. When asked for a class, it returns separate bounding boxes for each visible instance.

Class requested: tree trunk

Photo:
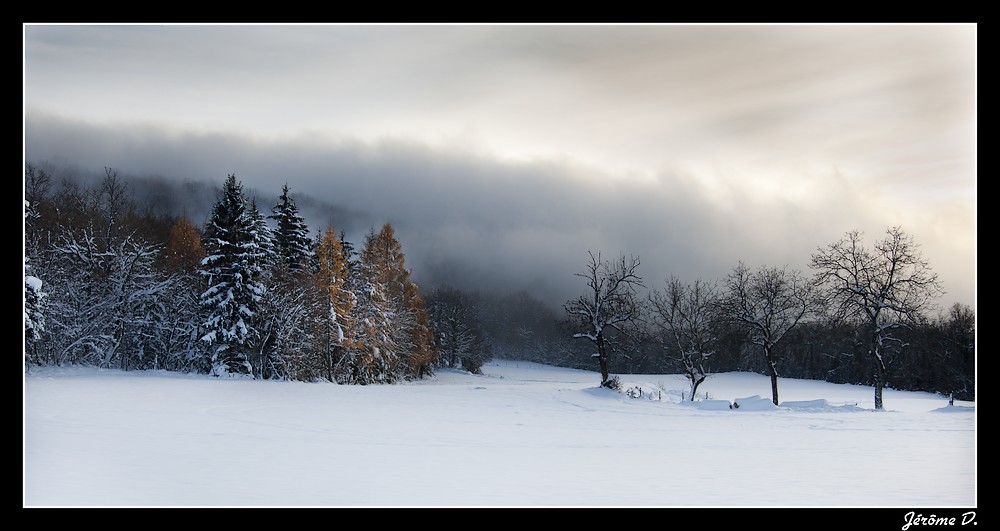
[871,329,886,410]
[326,344,334,383]
[596,333,610,386]
[765,346,779,405]
[690,374,705,401]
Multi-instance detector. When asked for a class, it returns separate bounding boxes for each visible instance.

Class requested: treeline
[22,165,448,383]
[22,163,974,401]
[574,309,976,401]
[557,248,975,406]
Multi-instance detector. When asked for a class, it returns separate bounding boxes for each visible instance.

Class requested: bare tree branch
[564,251,643,388]
[810,226,944,409]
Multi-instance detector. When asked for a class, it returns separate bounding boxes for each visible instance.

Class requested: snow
[780,399,863,412]
[23,360,975,508]
[25,275,42,291]
[733,395,779,410]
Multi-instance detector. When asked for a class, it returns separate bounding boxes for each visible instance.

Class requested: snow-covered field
[23,360,976,508]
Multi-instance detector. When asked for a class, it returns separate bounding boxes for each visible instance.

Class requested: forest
[23,162,976,402]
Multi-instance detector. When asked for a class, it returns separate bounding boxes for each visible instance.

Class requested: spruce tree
[198,174,267,377]
[24,200,46,364]
[248,198,277,276]
[247,198,281,378]
[269,184,311,274]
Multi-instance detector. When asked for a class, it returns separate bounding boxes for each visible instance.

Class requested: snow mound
[931,404,975,413]
[678,399,733,410]
[779,399,864,412]
[583,386,623,399]
[732,395,778,411]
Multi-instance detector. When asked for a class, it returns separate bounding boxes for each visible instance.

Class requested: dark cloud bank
[24,111,969,311]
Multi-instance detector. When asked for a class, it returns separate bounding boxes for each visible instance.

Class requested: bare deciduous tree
[810,226,943,410]
[426,286,492,374]
[564,251,643,388]
[648,277,720,401]
[721,262,814,405]
[97,167,132,247]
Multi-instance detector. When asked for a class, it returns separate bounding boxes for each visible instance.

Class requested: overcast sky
[22,23,976,311]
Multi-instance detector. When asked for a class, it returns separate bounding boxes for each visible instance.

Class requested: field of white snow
[23,359,976,508]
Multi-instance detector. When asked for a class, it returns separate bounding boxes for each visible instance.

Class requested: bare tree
[564,251,643,388]
[648,277,720,401]
[426,286,492,374]
[97,167,133,248]
[24,163,53,249]
[721,262,814,405]
[810,227,944,410]
[24,163,52,210]
[941,302,976,401]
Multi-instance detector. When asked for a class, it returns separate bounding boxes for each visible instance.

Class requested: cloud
[25,110,973,311]
[23,24,975,310]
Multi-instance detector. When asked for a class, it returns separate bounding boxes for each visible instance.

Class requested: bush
[603,375,622,391]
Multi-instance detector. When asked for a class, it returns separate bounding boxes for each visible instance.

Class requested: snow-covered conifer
[198,174,269,377]
[269,184,312,273]
[24,200,46,357]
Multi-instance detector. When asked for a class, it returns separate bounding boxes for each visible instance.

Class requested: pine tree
[198,174,268,377]
[339,230,358,274]
[269,184,312,274]
[247,198,277,277]
[24,200,46,365]
[23,269,45,341]
[246,198,281,378]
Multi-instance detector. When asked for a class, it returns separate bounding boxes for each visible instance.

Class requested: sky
[22,23,977,311]
[23,359,976,508]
